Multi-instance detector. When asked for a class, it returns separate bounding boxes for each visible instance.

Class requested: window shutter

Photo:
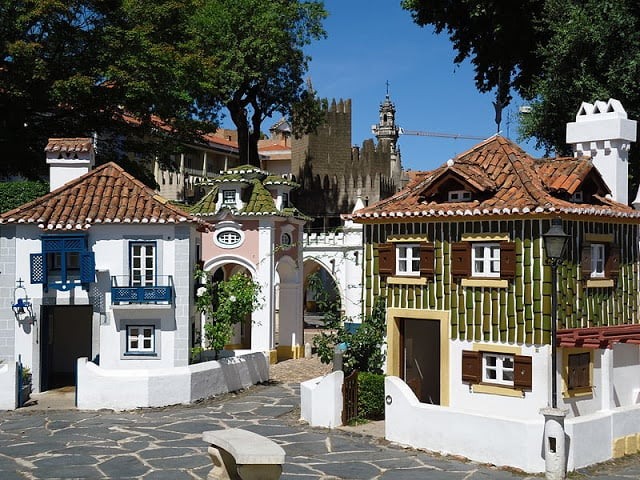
[419,242,435,276]
[30,253,46,284]
[605,245,620,279]
[378,243,395,276]
[451,242,471,278]
[581,244,591,280]
[500,241,516,279]
[80,251,96,284]
[514,355,532,389]
[462,350,482,383]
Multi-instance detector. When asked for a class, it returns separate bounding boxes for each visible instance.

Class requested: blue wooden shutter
[80,251,95,284]
[30,253,46,284]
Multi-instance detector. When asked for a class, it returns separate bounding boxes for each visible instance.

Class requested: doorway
[401,318,441,405]
[40,305,92,391]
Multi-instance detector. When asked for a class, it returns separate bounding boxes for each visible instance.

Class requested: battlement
[325,98,351,114]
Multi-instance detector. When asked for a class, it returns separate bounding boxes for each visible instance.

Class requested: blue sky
[302,0,539,172]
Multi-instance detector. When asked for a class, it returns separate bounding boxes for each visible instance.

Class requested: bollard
[332,343,347,372]
[540,407,568,480]
[304,342,312,359]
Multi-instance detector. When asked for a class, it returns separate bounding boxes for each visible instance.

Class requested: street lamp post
[542,218,570,408]
[541,218,571,480]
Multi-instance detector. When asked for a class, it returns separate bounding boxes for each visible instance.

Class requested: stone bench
[203,428,286,480]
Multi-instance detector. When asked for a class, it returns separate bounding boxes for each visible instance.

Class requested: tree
[402,0,640,191]
[0,0,217,180]
[187,0,327,167]
[195,269,262,359]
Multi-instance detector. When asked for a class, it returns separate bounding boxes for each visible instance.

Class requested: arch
[203,254,257,278]
[201,255,257,350]
[302,257,340,323]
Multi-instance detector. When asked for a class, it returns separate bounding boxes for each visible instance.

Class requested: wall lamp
[12,278,34,322]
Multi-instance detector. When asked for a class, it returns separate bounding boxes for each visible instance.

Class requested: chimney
[566,99,636,205]
[45,138,95,192]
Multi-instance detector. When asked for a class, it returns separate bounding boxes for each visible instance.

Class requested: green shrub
[357,372,385,420]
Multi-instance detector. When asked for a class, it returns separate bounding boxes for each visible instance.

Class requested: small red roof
[45,138,93,153]
[0,162,205,231]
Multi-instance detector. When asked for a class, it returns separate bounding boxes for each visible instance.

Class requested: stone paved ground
[2,354,640,479]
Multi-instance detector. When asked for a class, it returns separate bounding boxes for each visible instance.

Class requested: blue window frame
[30,235,95,291]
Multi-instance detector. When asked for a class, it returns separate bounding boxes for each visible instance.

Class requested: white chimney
[45,138,95,192]
[566,99,636,205]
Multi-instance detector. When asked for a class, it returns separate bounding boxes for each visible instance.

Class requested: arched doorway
[302,259,340,328]
[202,262,254,350]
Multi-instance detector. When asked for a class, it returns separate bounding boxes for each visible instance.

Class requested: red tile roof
[45,138,93,153]
[351,135,640,221]
[0,162,205,230]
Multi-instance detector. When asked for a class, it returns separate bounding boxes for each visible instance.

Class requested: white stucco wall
[386,376,546,473]
[76,351,269,410]
[448,341,551,420]
[0,362,17,410]
[9,223,198,393]
[300,371,343,428]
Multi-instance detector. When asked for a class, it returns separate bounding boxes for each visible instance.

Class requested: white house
[0,138,268,410]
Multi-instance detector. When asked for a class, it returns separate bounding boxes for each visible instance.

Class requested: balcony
[111,276,174,305]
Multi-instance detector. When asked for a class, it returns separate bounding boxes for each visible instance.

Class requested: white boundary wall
[386,376,640,473]
[77,351,269,410]
[0,363,16,410]
[300,371,343,428]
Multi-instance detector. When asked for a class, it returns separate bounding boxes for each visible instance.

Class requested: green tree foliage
[0,1,215,180]
[402,1,640,190]
[187,0,327,166]
[310,271,387,375]
[0,180,48,213]
[194,268,262,359]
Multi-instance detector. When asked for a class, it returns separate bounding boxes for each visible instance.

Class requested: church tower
[370,85,403,189]
[371,89,400,155]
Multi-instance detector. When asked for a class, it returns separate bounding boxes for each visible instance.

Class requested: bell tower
[371,82,400,154]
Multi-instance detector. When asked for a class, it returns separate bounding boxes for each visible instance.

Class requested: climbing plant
[195,267,262,359]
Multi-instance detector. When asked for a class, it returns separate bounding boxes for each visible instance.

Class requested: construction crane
[398,127,487,141]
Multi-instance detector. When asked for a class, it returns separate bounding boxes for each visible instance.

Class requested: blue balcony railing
[111,276,174,305]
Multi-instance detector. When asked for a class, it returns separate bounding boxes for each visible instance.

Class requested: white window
[570,191,583,203]
[472,243,500,277]
[127,326,155,353]
[482,352,514,386]
[396,244,420,276]
[217,230,241,246]
[591,243,605,278]
[448,190,472,202]
[131,243,155,286]
[222,189,236,205]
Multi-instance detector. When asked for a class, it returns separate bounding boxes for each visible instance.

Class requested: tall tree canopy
[0,0,214,179]
[188,0,327,166]
[402,0,640,185]
[0,0,326,178]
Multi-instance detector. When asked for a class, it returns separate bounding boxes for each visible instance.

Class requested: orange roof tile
[351,136,640,222]
[45,138,93,153]
[0,162,206,230]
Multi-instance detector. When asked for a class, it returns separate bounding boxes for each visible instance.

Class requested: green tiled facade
[363,218,640,346]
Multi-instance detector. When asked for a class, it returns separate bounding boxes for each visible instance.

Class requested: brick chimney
[45,138,95,192]
[566,99,636,205]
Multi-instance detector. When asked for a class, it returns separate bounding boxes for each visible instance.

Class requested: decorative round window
[281,232,292,247]
[215,229,242,248]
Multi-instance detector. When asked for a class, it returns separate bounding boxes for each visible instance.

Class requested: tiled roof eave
[351,205,640,222]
